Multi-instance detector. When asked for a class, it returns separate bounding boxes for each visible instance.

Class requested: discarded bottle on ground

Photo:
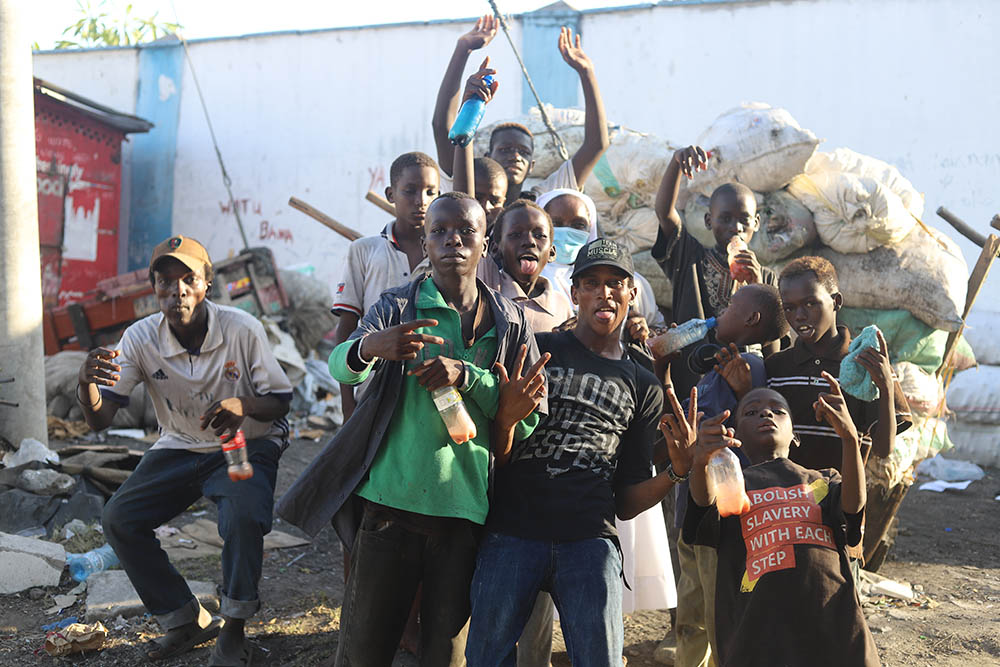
[222,429,254,482]
[432,386,477,444]
[67,543,119,582]
[448,75,495,147]
[707,448,751,517]
[727,236,754,282]
[647,317,717,357]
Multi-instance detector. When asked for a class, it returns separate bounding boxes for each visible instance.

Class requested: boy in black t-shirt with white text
[466,239,688,666]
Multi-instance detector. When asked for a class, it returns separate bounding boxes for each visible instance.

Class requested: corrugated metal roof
[33,77,153,134]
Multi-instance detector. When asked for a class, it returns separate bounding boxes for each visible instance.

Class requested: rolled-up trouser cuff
[156,596,201,630]
[220,591,261,619]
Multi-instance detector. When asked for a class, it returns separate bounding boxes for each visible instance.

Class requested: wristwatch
[666,463,689,483]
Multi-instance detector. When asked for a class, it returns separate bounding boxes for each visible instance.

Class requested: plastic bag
[819,226,968,332]
[916,454,985,482]
[946,365,1000,424]
[893,362,943,416]
[962,310,1000,366]
[686,103,819,197]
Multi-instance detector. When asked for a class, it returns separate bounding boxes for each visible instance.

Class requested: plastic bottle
[647,317,717,357]
[432,386,477,444]
[222,429,254,482]
[448,75,495,147]
[727,236,754,282]
[66,543,119,582]
[707,448,751,517]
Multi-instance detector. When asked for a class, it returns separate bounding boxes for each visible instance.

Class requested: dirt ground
[2,435,998,666]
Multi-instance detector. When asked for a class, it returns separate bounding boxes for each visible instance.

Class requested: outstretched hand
[457,14,497,52]
[78,347,121,388]
[855,329,893,393]
[558,26,593,73]
[673,145,709,180]
[360,319,445,362]
[813,371,859,445]
[714,343,752,398]
[462,57,499,104]
[495,344,550,430]
[659,386,700,476]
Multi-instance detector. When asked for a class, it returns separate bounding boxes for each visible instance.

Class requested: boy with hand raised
[653,145,779,398]
[432,17,609,202]
[674,378,880,666]
[278,193,548,666]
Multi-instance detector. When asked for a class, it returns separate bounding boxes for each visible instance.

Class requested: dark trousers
[335,503,480,667]
[102,439,279,629]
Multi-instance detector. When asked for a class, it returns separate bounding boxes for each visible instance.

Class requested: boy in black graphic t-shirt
[466,239,688,666]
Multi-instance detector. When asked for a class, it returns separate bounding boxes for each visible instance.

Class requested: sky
[30,0,646,49]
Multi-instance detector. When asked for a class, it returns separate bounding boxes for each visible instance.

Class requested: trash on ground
[41,615,78,631]
[919,480,973,493]
[42,620,108,656]
[916,455,985,482]
[3,438,60,467]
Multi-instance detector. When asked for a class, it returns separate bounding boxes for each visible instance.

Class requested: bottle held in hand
[432,386,477,444]
[448,75,495,147]
[222,429,254,482]
[647,317,717,357]
[727,236,753,282]
[707,448,751,517]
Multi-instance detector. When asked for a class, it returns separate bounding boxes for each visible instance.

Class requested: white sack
[946,365,1000,425]
[805,148,924,218]
[962,310,1000,366]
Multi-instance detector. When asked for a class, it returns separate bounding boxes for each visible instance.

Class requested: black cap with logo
[570,238,634,280]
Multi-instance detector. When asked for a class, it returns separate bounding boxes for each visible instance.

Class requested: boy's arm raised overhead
[453,59,499,197]
[814,372,866,516]
[559,26,610,186]
[654,145,708,241]
[432,15,497,178]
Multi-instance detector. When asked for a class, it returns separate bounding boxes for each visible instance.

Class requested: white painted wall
[32,0,1000,315]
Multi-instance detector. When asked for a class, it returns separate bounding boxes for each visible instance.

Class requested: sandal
[208,641,254,666]
[145,616,223,661]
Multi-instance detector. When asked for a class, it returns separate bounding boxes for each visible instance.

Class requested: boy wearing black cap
[77,236,293,666]
[466,239,686,666]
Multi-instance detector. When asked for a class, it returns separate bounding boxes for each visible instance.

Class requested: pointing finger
[819,370,842,396]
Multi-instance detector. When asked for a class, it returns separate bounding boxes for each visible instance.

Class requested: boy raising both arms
[677,380,880,666]
[278,193,548,666]
[331,151,439,420]
[467,239,689,666]
[432,16,609,202]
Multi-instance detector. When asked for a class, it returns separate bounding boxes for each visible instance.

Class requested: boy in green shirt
[305,192,547,666]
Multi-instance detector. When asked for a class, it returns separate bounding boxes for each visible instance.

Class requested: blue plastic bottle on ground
[67,543,119,582]
[448,75,494,147]
[648,317,718,357]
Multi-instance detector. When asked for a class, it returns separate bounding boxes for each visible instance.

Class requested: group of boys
[72,15,907,667]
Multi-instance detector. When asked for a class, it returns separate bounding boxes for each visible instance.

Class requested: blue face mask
[552,227,590,265]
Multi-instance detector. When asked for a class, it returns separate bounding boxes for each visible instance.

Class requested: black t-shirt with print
[489,330,664,542]
[684,458,880,667]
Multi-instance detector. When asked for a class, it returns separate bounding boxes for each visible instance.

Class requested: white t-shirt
[332,222,429,318]
[104,300,293,451]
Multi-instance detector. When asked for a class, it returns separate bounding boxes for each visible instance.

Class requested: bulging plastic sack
[686,102,819,197]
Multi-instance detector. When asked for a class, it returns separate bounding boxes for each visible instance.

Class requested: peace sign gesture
[659,385,700,476]
[494,344,550,431]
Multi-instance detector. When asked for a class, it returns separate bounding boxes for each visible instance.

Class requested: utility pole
[0,0,48,445]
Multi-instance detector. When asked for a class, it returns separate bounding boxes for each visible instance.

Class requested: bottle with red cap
[221,429,254,482]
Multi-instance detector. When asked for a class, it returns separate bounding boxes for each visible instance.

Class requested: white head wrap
[536,188,599,242]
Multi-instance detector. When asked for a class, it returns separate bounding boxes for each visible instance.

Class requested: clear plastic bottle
[432,386,477,444]
[707,448,751,517]
[448,75,495,147]
[647,317,717,357]
[222,429,254,482]
[66,543,119,582]
[727,236,753,282]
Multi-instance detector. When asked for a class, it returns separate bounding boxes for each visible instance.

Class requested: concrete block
[17,469,76,496]
[85,570,218,622]
[0,531,67,593]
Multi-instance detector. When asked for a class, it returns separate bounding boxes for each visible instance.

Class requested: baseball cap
[149,235,212,277]
[570,238,634,280]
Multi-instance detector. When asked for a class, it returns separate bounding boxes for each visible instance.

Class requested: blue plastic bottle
[66,543,119,582]
[648,317,717,357]
[448,75,495,147]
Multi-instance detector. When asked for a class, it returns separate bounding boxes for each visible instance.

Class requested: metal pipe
[0,0,48,442]
[936,206,987,248]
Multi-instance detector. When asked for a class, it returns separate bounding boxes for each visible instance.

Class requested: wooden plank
[288,196,362,241]
[939,233,1000,374]
[365,190,396,216]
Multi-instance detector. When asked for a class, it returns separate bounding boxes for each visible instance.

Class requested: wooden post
[365,190,396,216]
[938,233,1000,375]
[288,197,363,241]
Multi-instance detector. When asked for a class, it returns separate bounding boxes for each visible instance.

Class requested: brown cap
[149,236,212,276]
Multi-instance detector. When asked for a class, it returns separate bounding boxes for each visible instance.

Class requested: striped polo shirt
[103,300,292,452]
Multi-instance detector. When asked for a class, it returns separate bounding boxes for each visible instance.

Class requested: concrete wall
[32,0,1000,314]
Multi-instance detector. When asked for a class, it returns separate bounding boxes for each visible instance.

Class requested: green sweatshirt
[329,278,539,524]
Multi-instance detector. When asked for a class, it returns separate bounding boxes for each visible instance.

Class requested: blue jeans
[466,532,623,667]
[102,440,279,629]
